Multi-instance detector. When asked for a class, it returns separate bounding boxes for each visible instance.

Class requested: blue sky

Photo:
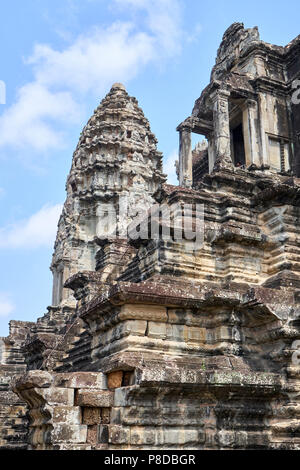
[0,0,299,336]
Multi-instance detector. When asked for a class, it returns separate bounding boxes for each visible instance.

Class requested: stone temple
[1,23,300,450]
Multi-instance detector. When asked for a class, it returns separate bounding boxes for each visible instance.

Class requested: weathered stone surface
[0,364,29,450]
[51,424,87,443]
[107,371,124,390]
[101,408,111,425]
[82,407,101,425]
[13,371,53,391]
[119,305,168,323]
[75,390,114,408]
[98,425,109,444]
[109,425,130,445]
[42,388,74,406]
[86,425,99,446]
[52,406,81,424]
[54,372,107,390]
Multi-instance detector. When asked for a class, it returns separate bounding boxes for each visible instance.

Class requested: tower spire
[51,84,166,307]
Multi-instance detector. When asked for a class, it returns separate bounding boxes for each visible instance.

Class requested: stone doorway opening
[232,122,246,167]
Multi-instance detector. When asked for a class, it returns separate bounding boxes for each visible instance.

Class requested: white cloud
[0,203,62,249]
[113,0,182,56]
[28,23,155,95]
[0,293,15,318]
[0,0,183,154]
[0,83,79,151]
[164,149,179,185]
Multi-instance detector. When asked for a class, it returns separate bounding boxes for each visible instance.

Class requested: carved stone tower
[177,23,300,185]
[51,83,165,308]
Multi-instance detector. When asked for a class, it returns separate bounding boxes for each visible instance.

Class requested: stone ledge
[54,372,107,390]
[12,371,53,392]
[137,368,281,389]
[75,389,114,408]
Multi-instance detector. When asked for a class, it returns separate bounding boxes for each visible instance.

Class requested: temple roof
[74,83,159,154]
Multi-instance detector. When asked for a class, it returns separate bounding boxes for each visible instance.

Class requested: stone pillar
[257,92,268,166]
[211,89,233,170]
[242,99,260,166]
[179,128,193,187]
[207,133,215,174]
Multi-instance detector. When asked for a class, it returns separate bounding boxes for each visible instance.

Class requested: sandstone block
[123,320,147,336]
[114,388,129,407]
[53,406,81,424]
[130,428,156,446]
[147,322,167,340]
[186,326,206,343]
[162,428,199,445]
[215,326,232,341]
[54,372,107,390]
[42,388,74,406]
[119,304,167,322]
[109,425,130,445]
[108,371,123,389]
[167,309,186,324]
[216,430,236,448]
[99,425,109,444]
[75,389,114,408]
[13,371,53,391]
[110,407,121,425]
[166,324,184,341]
[102,407,111,424]
[87,425,98,446]
[52,424,87,443]
[82,407,101,425]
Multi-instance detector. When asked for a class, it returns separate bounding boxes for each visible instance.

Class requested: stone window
[232,123,246,167]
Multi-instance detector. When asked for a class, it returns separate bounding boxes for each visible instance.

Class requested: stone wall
[0,365,28,449]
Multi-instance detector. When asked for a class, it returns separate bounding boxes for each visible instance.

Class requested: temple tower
[51,83,165,307]
[177,23,300,185]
